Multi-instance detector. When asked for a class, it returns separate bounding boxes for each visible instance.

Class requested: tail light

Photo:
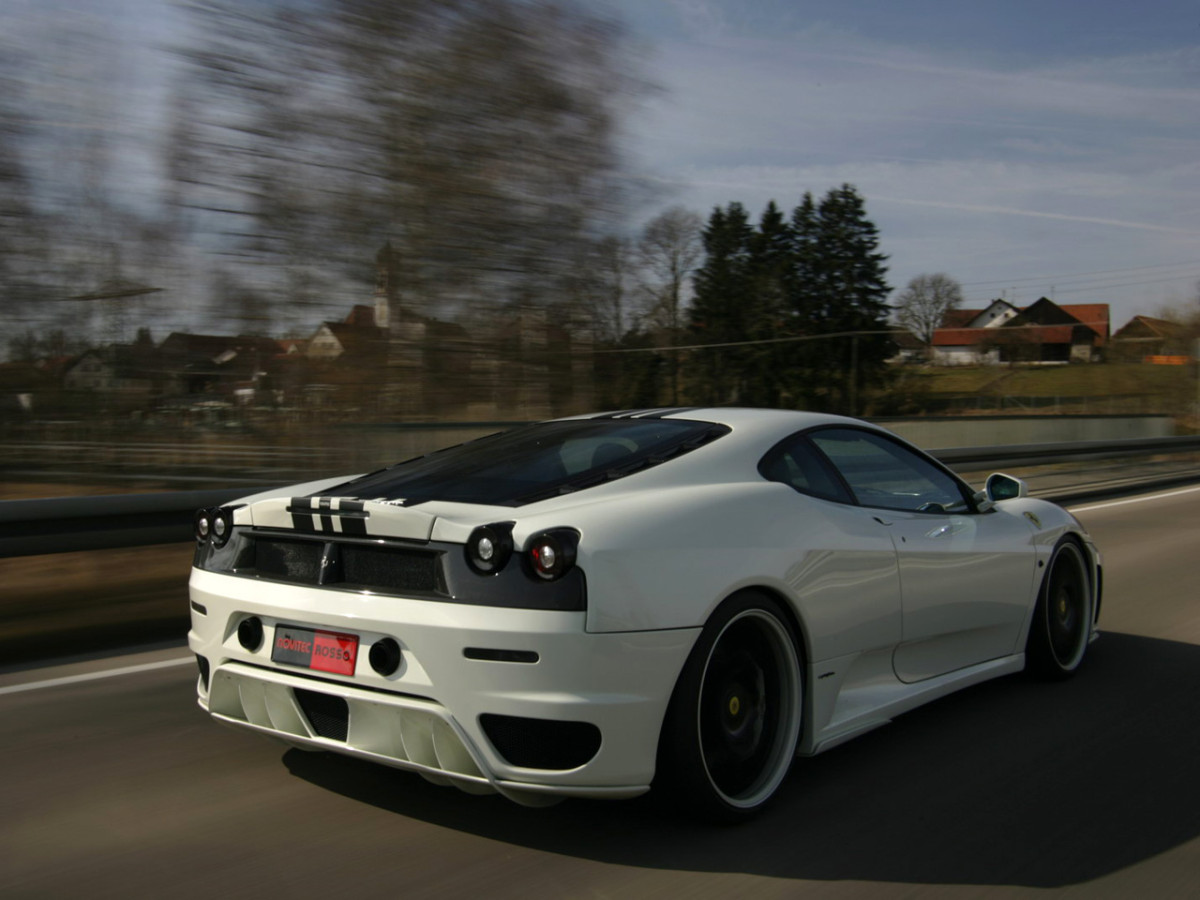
[465,522,515,575]
[525,529,579,581]
[194,506,236,548]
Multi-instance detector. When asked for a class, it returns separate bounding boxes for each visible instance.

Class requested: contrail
[874,196,1200,236]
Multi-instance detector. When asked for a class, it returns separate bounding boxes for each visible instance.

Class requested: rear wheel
[656,591,803,823]
[1026,537,1092,679]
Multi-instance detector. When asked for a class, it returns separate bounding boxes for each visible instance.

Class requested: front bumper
[188,568,699,805]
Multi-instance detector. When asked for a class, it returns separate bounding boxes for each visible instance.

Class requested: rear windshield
[320,418,728,507]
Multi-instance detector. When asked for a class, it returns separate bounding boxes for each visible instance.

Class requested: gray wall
[875,415,1174,449]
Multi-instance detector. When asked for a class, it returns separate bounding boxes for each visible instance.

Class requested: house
[930,298,1109,365]
[0,361,51,417]
[306,305,388,361]
[157,332,284,402]
[61,339,158,404]
[930,300,1021,365]
[888,328,926,364]
[1109,315,1195,362]
[306,243,595,419]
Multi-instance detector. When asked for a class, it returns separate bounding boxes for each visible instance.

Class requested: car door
[808,428,1038,683]
[758,435,902,662]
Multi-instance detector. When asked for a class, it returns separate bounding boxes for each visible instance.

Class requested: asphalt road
[2,485,1199,899]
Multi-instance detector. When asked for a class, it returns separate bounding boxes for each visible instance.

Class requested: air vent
[480,714,600,770]
[294,689,349,741]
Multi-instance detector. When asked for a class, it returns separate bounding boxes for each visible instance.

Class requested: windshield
[320,418,728,507]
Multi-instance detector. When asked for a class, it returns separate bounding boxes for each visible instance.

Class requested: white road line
[0,656,194,697]
[1071,483,1200,514]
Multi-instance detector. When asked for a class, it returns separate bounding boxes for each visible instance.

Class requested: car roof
[566,407,880,434]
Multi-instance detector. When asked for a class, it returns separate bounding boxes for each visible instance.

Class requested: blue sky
[604,0,1200,323]
[5,0,1200,332]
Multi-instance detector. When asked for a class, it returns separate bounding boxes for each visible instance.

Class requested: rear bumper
[189,568,699,804]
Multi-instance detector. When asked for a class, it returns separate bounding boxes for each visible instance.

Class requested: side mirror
[986,472,1029,502]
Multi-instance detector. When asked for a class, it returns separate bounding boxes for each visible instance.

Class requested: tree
[895,273,963,354]
[637,206,702,403]
[6,328,88,363]
[741,200,793,406]
[169,0,639,327]
[786,185,892,413]
[580,235,635,345]
[0,18,170,353]
[0,52,40,348]
[688,203,755,404]
[680,186,892,411]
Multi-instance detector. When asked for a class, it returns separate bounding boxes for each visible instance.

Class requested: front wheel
[655,592,803,823]
[1026,537,1093,679]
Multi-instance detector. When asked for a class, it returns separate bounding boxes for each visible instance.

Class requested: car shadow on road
[283,631,1200,889]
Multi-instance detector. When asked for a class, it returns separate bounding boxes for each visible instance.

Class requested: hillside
[876,363,1198,420]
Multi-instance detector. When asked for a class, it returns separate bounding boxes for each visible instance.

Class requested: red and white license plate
[271,624,358,676]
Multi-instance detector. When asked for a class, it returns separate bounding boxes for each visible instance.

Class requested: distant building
[308,243,594,420]
[306,306,388,361]
[158,332,284,402]
[929,298,1109,365]
[1110,315,1195,362]
[62,342,157,402]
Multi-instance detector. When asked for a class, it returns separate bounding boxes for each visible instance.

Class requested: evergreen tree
[684,186,891,411]
[744,201,793,405]
[785,185,892,412]
[688,203,754,404]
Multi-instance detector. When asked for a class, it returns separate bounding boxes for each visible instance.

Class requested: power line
[958,259,1200,288]
[963,271,1200,304]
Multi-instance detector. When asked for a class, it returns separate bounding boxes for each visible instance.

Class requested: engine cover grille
[294,688,349,741]
[232,535,443,596]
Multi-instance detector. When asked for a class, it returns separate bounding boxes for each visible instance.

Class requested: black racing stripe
[318,496,334,533]
[289,497,316,532]
[333,499,368,519]
[341,517,368,536]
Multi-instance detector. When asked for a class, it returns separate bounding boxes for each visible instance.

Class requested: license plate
[271,624,358,676]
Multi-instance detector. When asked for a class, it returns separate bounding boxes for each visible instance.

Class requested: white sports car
[188,408,1100,820]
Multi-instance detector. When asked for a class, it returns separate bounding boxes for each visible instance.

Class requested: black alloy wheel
[1027,538,1092,679]
[656,591,803,822]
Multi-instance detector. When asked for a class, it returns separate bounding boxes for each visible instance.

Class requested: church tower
[374,242,400,329]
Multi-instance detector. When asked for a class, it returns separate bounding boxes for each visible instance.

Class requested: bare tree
[581,235,635,344]
[0,43,36,310]
[169,0,641,325]
[895,273,964,354]
[637,206,702,403]
[0,19,170,351]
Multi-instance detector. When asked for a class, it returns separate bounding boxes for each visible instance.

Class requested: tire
[1026,537,1092,680]
[655,591,803,823]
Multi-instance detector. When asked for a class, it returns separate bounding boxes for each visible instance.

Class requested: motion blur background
[2,0,1199,499]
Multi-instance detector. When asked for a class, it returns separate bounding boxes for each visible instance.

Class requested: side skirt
[801,652,1026,757]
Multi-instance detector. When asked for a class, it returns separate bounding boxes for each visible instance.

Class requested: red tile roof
[933,300,1108,347]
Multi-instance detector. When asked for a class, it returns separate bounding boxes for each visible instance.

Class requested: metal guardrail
[0,488,259,559]
[932,435,1200,469]
[2,434,1199,559]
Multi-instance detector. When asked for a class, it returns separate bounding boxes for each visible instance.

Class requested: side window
[809,428,971,513]
[759,435,854,504]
